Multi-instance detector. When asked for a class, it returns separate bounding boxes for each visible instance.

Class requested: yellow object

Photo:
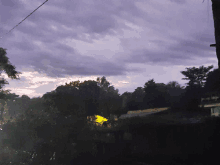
[94,115,108,125]
[87,115,109,126]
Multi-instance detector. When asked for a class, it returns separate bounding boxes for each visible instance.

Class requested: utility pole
[211,0,220,70]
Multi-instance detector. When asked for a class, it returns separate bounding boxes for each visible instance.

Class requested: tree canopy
[0,62,218,164]
[181,65,213,88]
[179,65,214,111]
[0,47,22,122]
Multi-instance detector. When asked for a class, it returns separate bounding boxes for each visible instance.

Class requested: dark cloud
[76,14,117,34]
[10,0,145,41]
[122,27,216,66]
[25,50,130,78]
[170,41,209,56]
[1,0,16,7]
[0,0,26,25]
[10,38,37,52]
[0,0,217,97]
[0,0,147,79]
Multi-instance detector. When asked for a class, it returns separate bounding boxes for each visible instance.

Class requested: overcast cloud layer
[0,0,217,98]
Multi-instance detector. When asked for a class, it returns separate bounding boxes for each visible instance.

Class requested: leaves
[166,81,182,89]
[43,80,101,118]
[204,68,220,93]
[178,65,214,111]
[95,77,122,118]
[144,79,157,94]
[0,47,22,122]
[142,79,171,109]
[181,65,213,88]
[0,47,21,80]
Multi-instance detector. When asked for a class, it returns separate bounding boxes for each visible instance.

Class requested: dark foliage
[204,68,220,93]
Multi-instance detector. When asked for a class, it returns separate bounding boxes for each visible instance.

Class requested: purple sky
[0,0,217,98]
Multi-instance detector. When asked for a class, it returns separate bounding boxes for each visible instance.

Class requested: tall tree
[9,95,31,118]
[44,79,101,118]
[78,80,101,116]
[166,81,183,89]
[0,48,21,80]
[143,79,171,109]
[120,91,133,113]
[1,82,99,164]
[1,97,92,164]
[144,79,157,94]
[43,85,87,118]
[180,65,214,111]
[96,76,110,92]
[181,65,214,88]
[126,87,145,110]
[132,87,145,103]
[0,47,21,122]
[143,79,157,109]
[166,81,185,108]
[155,83,171,107]
[96,76,122,118]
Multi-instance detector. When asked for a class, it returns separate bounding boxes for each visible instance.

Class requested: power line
[0,0,49,39]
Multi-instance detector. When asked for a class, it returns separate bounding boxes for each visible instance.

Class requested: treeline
[0,64,219,123]
[124,65,220,113]
[0,66,219,164]
[0,46,220,164]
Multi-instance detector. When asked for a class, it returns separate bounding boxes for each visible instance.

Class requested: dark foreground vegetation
[88,110,219,165]
[0,100,219,164]
[0,47,220,164]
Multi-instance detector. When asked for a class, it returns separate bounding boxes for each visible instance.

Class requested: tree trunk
[211,0,220,69]
[0,100,5,121]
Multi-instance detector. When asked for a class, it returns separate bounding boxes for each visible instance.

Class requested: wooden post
[211,0,220,69]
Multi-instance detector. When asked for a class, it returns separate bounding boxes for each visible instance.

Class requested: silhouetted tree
[143,79,157,108]
[0,47,21,122]
[181,65,213,88]
[121,91,133,110]
[43,85,87,118]
[155,83,171,107]
[6,94,31,119]
[166,81,185,90]
[204,68,220,94]
[166,81,185,108]
[1,94,93,165]
[78,80,101,116]
[131,87,145,110]
[96,76,122,118]
[125,87,146,111]
[143,79,170,109]
[179,65,214,111]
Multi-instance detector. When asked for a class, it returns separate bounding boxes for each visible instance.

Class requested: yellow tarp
[94,115,108,125]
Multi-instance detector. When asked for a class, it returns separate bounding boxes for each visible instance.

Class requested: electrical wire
[0,0,49,39]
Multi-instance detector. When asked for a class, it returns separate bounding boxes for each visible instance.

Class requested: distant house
[200,91,220,116]
[211,106,220,117]
[120,107,170,119]
[201,91,220,103]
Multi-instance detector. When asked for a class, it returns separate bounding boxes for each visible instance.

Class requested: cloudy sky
[0,0,217,98]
